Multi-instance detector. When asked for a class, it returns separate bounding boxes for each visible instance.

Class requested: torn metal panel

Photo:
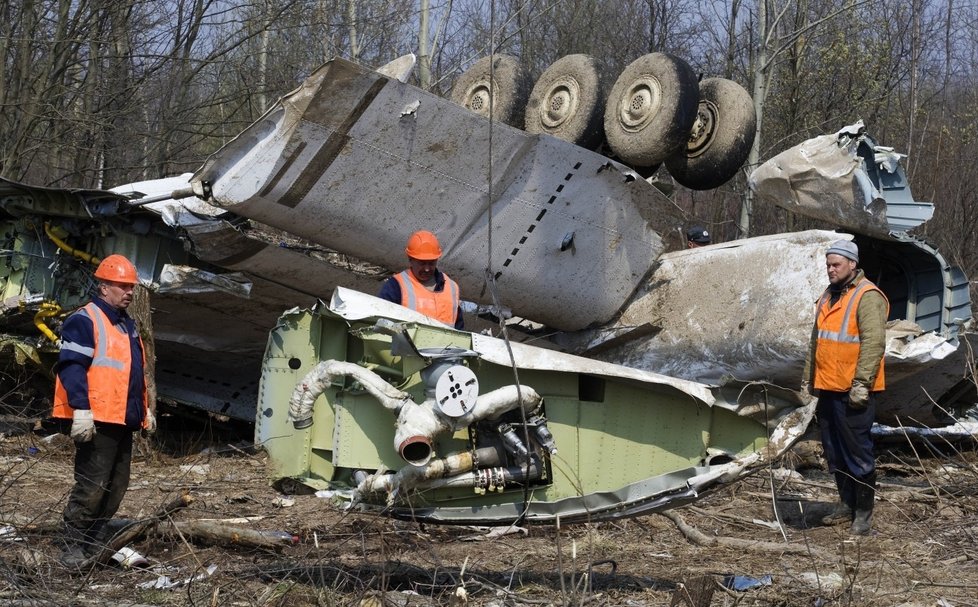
[559,230,839,386]
[749,121,934,236]
[0,177,382,420]
[157,265,252,298]
[375,53,416,83]
[0,177,129,219]
[257,287,814,524]
[192,57,682,330]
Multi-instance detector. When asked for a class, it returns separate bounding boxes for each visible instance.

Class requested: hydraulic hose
[43,223,100,266]
[33,301,62,344]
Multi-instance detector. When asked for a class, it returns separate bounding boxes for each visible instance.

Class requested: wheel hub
[540,78,580,129]
[619,76,662,132]
[465,83,493,117]
[685,100,718,157]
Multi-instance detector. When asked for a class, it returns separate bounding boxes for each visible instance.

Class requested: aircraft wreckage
[0,54,973,523]
[258,288,812,524]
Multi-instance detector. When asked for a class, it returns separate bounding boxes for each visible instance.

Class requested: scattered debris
[138,563,218,590]
[111,546,149,569]
[721,574,773,592]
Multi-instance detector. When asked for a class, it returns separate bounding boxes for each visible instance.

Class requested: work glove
[144,410,157,435]
[848,382,870,408]
[799,381,816,396]
[70,409,95,443]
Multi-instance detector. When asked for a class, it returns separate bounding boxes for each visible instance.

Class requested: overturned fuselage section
[258,288,813,525]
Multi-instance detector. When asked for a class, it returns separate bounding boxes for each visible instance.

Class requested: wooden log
[158,520,298,550]
[83,492,193,567]
[657,509,837,561]
[1,510,296,551]
[130,284,157,458]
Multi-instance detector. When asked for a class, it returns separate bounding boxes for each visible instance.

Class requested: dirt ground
[2,411,977,607]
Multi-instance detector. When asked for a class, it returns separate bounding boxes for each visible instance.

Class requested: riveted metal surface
[195,58,673,330]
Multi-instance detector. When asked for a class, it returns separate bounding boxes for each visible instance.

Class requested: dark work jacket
[56,296,146,430]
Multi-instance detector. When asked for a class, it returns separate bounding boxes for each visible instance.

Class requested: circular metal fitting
[618,75,662,132]
[539,77,581,129]
[684,100,719,158]
[433,364,479,418]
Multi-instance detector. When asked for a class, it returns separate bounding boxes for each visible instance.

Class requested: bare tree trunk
[347,0,361,61]
[740,0,770,239]
[130,285,156,423]
[419,0,431,90]
[724,0,740,79]
[907,0,922,175]
[258,26,269,112]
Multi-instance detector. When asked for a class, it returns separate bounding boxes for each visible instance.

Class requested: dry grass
[1,419,977,606]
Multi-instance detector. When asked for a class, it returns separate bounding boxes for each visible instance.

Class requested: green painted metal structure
[257,289,813,525]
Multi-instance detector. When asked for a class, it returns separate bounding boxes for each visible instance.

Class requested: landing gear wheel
[450,55,529,128]
[524,54,605,148]
[603,53,699,167]
[665,77,757,190]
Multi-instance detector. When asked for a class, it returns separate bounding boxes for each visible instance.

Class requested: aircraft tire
[603,52,699,167]
[665,77,757,190]
[450,54,529,128]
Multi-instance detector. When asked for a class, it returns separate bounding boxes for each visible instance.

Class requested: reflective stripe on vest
[53,302,147,425]
[813,279,887,392]
[393,269,459,326]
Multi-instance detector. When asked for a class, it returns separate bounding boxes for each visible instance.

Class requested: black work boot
[59,525,90,569]
[59,542,88,569]
[82,520,107,558]
[850,472,876,535]
[821,471,854,525]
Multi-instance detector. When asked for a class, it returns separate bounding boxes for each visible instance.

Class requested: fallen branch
[657,509,836,561]
[1,511,297,552]
[158,520,297,550]
[83,493,194,568]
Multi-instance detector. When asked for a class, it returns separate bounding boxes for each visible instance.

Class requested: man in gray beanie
[801,239,888,535]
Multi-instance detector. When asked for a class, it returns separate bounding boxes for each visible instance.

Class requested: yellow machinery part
[43,222,101,266]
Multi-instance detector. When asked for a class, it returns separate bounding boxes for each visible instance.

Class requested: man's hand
[144,410,157,435]
[848,382,870,408]
[70,409,95,443]
[800,381,816,396]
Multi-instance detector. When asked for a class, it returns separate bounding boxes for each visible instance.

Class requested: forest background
[2,0,977,283]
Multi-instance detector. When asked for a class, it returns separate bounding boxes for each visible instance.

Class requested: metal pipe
[289,359,543,467]
[43,223,99,266]
[288,360,412,428]
[355,446,517,496]
[126,188,196,207]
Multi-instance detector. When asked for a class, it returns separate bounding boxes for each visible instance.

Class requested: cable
[479,0,536,528]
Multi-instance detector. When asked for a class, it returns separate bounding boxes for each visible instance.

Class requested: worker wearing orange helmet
[52,254,153,567]
[378,230,464,329]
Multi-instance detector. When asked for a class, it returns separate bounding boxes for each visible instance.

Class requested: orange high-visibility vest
[813,279,888,392]
[53,302,148,426]
[393,269,460,326]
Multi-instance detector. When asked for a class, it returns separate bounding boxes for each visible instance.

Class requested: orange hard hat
[405,230,442,260]
[94,254,139,285]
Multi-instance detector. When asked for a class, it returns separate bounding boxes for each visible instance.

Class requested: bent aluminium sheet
[192,57,675,330]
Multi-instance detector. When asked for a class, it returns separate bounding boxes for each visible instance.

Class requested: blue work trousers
[816,389,876,479]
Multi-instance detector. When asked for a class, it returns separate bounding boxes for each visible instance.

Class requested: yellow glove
[848,382,870,408]
[144,410,157,435]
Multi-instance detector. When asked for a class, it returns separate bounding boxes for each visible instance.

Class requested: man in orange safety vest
[801,239,888,536]
[52,254,155,567]
[377,230,464,329]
